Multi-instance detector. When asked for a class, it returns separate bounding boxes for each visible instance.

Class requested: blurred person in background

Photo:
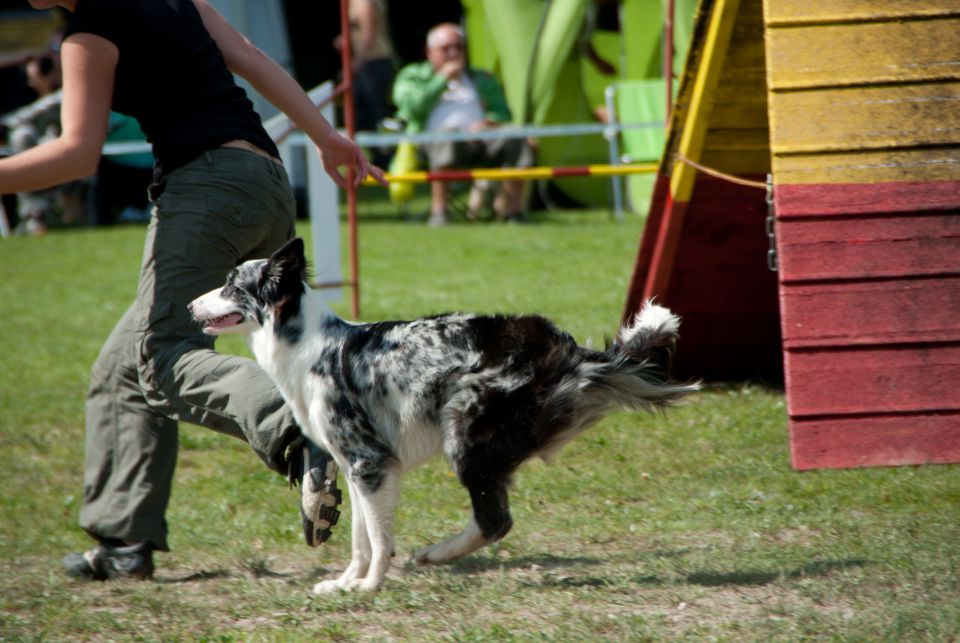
[392,22,533,226]
[335,0,396,167]
[6,48,88,234]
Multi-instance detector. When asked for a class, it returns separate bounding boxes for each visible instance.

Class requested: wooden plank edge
[774,179,960,217]
[766,10,960,29]
[789,412,960,470]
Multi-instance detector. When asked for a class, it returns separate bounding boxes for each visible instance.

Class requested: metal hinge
[765,174,777,272]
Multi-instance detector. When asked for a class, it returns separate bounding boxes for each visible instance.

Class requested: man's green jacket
[391,61,513,133]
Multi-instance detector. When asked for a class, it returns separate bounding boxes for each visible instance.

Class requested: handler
[0,0,384,580]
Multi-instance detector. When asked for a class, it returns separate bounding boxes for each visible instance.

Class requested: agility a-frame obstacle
[623,0,960,470]
[622,0,782,382]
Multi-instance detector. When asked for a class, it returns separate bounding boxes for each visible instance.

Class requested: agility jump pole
[339,0,363,319]
[363,162,659,185]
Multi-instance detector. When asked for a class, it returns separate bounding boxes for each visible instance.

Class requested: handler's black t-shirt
[63,0,280,183]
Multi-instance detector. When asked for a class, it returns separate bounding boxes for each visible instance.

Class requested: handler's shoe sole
[290,441,342,547]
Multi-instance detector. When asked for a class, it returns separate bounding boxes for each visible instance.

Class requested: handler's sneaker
[287,438,341,547]
[62,541,154,581]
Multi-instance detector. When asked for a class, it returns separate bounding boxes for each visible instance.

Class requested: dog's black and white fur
[190,238,699,593]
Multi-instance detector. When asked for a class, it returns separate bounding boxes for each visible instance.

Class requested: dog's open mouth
[202,312,244,331]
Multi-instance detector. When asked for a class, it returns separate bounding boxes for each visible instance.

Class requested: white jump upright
[262,82,342,303]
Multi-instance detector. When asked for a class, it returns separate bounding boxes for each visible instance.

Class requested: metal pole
[604,85,626,222]
[664,0,675,124]
[340,0,360,318]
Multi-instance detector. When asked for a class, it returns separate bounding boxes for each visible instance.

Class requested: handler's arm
[192,0,384,187]
[0,33,115,194]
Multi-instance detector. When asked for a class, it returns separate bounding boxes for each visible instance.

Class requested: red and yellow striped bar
[364,163,658,185]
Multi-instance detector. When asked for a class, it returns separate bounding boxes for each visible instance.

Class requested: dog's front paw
[312,577,382,594]
[312,579,345,595]
[348,577,383,592]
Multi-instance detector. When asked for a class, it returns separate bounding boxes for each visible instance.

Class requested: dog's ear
[269,238,307,281]
[261,238,307,305]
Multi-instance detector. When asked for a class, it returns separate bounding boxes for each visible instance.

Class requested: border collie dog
[190,238,699,593]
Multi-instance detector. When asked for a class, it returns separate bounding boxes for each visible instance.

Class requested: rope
[676,153,768,189]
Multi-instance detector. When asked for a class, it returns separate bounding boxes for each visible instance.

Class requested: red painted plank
[623,174,771,323]
[777,214,960,282]
[644,193,690,301]
[783,344,960,417]
[780,276,960,348]
[789,413,960,470]
[622,174,669,323]
[623,173,781,380]
[674,313,783,381]
[658,177,780,380]
[776,180,960,217]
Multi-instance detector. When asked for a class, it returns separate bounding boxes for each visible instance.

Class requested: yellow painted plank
[766,18,960,89]
[706,128,771,151]
[703,148,772,175]
[670,0,744,201]
[708,100,769,129]
[768,81,960,154]
[714,71,768,103]
[772,147,960,185]
[765,0,960,26]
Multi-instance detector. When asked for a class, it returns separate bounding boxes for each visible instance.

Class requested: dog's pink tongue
[211,312,244,327]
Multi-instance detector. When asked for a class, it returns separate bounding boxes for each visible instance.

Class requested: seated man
[392,23,533,226]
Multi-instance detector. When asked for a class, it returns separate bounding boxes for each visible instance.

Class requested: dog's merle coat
[190,238,699,593]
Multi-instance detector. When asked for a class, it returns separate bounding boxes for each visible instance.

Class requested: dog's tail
[596,300,701,408]
[536,301,700,459]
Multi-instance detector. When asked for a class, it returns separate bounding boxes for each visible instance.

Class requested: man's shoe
[62,541,154,581]
[287,438,342,547]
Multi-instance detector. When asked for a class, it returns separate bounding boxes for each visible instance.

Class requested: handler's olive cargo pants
[82,148,300,551]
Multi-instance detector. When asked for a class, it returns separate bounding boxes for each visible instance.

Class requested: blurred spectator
[5,50,85,235]
[336,0,396,131]
[392,23,533,226]
[335,0,397,167]
[93,113,153,225]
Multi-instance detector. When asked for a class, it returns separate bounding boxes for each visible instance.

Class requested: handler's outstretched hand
[319,132,387,189]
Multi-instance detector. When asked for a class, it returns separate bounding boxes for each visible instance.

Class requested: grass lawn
[1,190,958,641]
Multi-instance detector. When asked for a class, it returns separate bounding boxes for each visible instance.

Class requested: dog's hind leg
[414,477,512,565]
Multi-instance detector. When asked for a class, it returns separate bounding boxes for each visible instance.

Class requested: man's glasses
[431,42,464,53]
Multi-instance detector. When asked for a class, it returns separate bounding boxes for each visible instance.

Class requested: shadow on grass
[444,552,605,575]
[159,568,232,584]
[241,557,293,579]
[157,556,336,584]
[513,558,869,591]
[685,558,869,587]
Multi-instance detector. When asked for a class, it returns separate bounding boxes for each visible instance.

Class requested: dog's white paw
[312,577,382,594]
[311,579,345,595]
[349,577,383,592]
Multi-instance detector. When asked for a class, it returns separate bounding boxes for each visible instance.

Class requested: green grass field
[1,193,959,641]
